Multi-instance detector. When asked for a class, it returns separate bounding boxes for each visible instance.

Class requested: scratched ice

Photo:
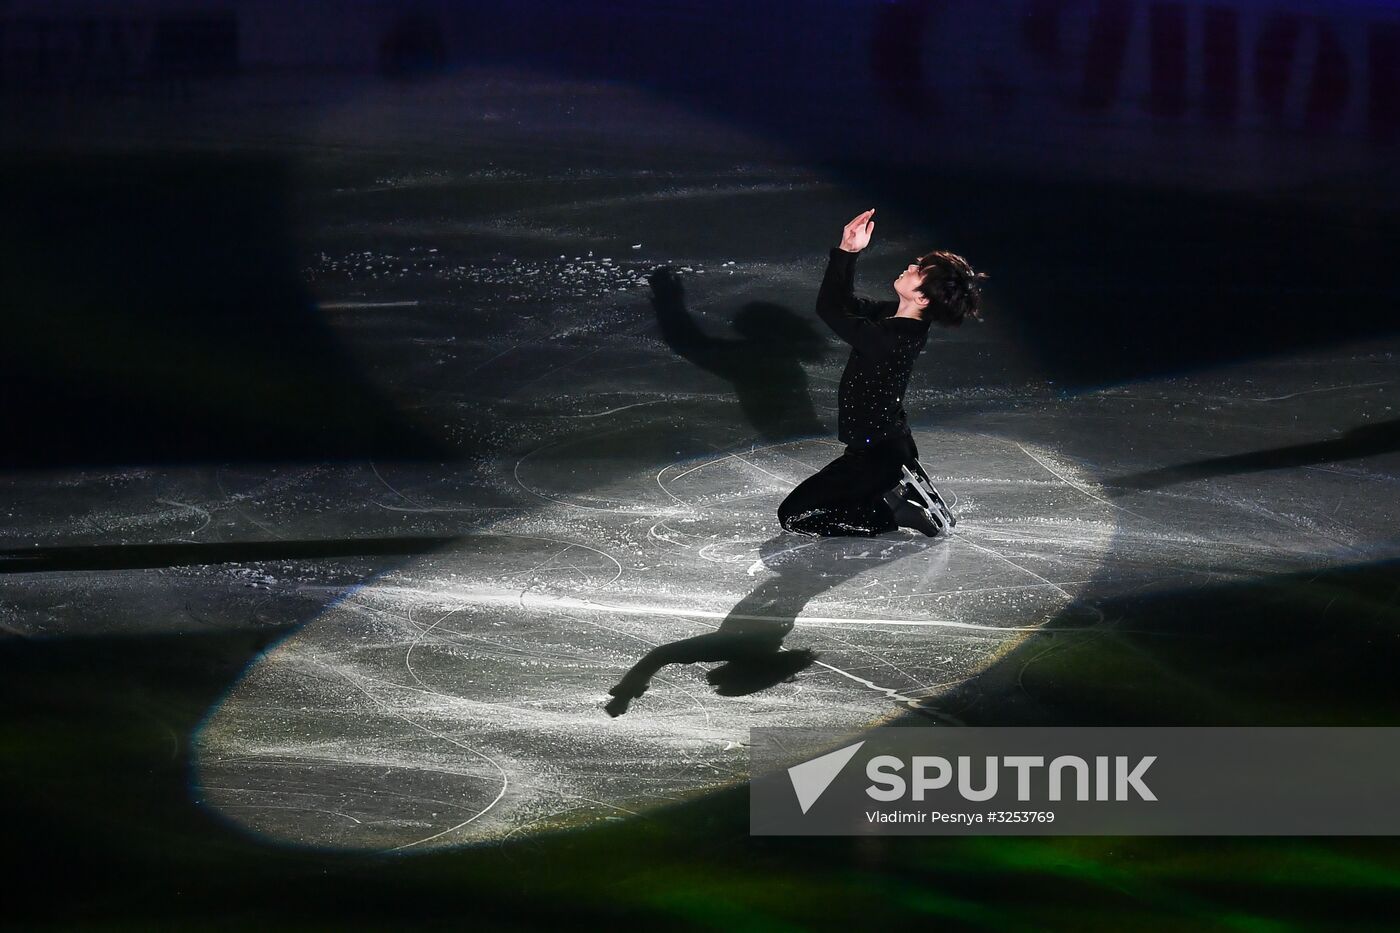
[188,368,1400,853]
[193,429,1121,850]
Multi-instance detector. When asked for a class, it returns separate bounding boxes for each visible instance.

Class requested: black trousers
[778,430,926,536]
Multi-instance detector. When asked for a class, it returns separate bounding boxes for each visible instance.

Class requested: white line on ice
[155,498,212,536]
[1248,380,1393,402]
[731,451,796,488]
[810,659,935,708]
[1009,438,1160,531]
[563,400,665,419]
[359,585,1042,633]
[665,437,812,487]
[369,461,425,510]
[459,344,521,380]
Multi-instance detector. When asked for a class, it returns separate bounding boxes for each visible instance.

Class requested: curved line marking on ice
[295,655,512,853]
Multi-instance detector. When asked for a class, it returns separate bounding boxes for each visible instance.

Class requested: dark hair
[915,251,987,327]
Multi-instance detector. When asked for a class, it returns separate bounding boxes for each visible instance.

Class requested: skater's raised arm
[816,210,897,358]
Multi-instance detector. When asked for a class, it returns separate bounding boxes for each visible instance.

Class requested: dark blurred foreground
[5,1,1400,468]
[3,559,1400,929]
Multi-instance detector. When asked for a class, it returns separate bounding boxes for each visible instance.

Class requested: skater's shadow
[1108,417,1400,492]
[648,267,828,441]
[606,533,934,716]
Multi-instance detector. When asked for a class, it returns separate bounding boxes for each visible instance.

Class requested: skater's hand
[604,676,648,718]
[838,209,875,252]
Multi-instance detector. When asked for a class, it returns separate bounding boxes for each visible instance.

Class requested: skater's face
[893,259,932,308]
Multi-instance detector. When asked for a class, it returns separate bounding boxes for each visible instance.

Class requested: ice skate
[883,485,948,537]
[901,464,957,530]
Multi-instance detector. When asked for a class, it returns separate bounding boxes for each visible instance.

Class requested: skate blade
[902,465,958,529]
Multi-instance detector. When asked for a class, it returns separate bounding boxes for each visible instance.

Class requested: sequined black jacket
[815,247,931,449]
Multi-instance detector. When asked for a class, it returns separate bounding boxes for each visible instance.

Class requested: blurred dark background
[4,0,1399,465]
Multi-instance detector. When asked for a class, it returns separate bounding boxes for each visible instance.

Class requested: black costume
[778,248,934,536]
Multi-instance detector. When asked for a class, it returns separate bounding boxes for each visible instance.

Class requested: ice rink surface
[2,71,1398,853]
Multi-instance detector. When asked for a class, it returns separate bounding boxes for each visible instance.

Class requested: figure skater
[777,209,986,537]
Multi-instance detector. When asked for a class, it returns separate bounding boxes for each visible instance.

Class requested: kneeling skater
[778,209,985,537]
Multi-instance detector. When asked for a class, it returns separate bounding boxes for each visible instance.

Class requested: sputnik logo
[787,741,865,814]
